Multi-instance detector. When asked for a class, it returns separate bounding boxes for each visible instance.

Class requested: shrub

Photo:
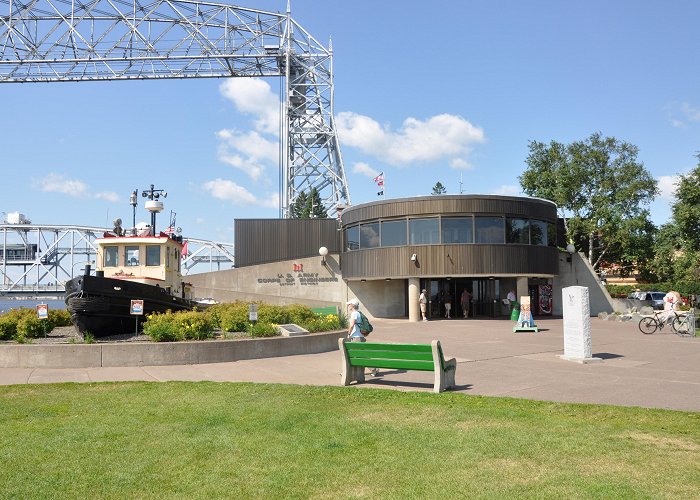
[285,304,318,325]
[301,313,343,333]
[258,303,289,325]
[208,302,248,332]
[247,321,278,338]
[0,316,17,340]
[143,311,183,342]
[48,309,72,327]
[143,310,216,342]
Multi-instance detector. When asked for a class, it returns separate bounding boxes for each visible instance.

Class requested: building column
[516,276,529,303]
[408,277,420,322]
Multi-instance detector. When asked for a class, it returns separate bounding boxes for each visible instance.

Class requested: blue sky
[1,0,698,243]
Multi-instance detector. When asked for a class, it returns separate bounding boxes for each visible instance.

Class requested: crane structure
[0,0,351,217]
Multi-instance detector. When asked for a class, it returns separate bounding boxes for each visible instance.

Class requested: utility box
[6,212,30,224]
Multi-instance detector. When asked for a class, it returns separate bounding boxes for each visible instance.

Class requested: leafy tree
[519,132,658,273]
[290,188,328,219]
[431,182,446,195]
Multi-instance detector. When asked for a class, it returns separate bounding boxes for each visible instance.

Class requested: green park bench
[311,306,339,316]
[338,339,457,393]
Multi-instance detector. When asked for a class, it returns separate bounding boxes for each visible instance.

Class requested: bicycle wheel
[672,317,691,336]
[638,317,658,334]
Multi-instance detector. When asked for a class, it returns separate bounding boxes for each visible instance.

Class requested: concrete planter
[0,331,345,369]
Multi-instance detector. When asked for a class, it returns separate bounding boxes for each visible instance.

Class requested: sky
[1,0,699,244]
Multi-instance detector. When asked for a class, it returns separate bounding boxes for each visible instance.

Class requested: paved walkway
[1,317,698,412]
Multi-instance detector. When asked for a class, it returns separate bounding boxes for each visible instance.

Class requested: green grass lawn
[1,383,699,499]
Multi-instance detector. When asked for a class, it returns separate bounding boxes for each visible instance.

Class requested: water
[0,299,66,314]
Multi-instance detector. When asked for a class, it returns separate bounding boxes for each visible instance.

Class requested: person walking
[346,299,378,376]
[444,298,452,318]
[460,289,472,318]
[419,289,428,321]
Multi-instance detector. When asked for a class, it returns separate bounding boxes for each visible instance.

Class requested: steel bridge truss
[0,0,350,216]
[0,223,234,294]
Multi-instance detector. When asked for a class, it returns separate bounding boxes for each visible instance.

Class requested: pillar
[408,277,420,322]
[516,276,529,303]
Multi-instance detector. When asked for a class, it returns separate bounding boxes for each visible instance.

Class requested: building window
[409,218,439,245]
[441,217,473,244]
[104,246,118,267]
[166,248,170,268]
[360,222,380,248]
[125,246,140,266]
[530,220,548,246]
[381,220,407,247]
[475,217,505,244]
[547,222,557,247]
[146,245,160,266]
[345,226,359,251]
[506,218,530,244]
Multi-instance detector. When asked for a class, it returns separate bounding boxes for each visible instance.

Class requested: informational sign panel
[36,303,49,320]
[561,286,599,362]
[248,303,258,322]
[520,296,531,322]
[130,299,144,315]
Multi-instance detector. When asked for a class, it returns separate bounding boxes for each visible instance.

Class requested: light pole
[130,190,138,231]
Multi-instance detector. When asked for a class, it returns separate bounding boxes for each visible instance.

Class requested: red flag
[181,240,188,257]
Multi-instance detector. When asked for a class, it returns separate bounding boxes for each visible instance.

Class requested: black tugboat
[65,185,198,336]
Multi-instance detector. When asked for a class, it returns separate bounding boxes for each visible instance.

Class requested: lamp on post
[129,190,138,231]
[319,246,329,266]
[566,243,576,263]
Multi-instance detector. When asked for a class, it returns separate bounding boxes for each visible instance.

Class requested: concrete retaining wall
[0,331,345,369]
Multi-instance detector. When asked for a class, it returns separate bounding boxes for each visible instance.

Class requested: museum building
[188,194,607,321]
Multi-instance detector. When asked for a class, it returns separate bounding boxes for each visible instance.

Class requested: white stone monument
[560,286,601,363]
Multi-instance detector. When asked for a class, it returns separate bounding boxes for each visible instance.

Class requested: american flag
[163,225,175,236]
[373,172,384,197]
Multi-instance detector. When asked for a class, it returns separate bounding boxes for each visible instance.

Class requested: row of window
[103,245,180,270]
[345,216,557,251]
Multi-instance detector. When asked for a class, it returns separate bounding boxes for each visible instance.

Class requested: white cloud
[33,173,120,203]
[491,185,520,196]
[216,129,278,181]
[667,101,700,127]
[336,112,485,167]
[352,162,380,178]
[657,175,679,201]
[33,173,88,197]
[681,102,700,122]
[94,191,121,203]
[203,179,278,209]
[219,78,280,135]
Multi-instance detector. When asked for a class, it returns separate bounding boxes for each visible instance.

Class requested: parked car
[627,291,666,309]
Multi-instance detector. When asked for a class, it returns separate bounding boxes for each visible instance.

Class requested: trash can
[510,302,520,321]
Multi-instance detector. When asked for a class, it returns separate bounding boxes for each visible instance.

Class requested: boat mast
[142,184,167,235]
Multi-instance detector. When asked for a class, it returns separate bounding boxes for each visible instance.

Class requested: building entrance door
[419,278,502,319]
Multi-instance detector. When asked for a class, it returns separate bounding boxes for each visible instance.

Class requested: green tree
[290,188,328,219]
[431,182,446,195]
[519,132,658,273]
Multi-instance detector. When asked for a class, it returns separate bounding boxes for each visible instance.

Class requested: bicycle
[671,310,695,337]
[638,309,688,335]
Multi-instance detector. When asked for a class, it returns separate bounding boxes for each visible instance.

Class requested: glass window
[409,218,439,245]
[103,246,118,267]
[175,249,181,271]
[146,245,160,266]
[166,248,170,268]
[442,217,473,244]
[125,246,140,266]
[381,220,407,247]
[360,222,380,248]
[345,226,359,251]
[547,222,557,247]
[530,220,548,246]
[506,218,530,244]
[475,217,505,243]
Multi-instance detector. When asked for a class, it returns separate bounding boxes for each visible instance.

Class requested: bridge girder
[0,0,351,216]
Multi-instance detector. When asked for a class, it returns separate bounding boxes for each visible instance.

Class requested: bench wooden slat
[349,358,435,371]
[347,350,435,362]
[344,343,433,353]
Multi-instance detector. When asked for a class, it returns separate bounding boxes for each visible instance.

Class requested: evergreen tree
[431,182,447,195]
[290,188,328,218]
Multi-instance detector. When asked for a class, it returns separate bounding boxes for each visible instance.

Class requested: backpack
[359,312,373,336]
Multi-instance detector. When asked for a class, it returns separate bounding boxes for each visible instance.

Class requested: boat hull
[65,275,197,337]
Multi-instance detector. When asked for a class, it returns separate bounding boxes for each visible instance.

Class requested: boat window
[176,249,181,271]
[475,217,505,244]
[125,246,140,266]
[103,246,118,267]
[166,248,170,268]
[146,245,160,266]
[442,217,473,244]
